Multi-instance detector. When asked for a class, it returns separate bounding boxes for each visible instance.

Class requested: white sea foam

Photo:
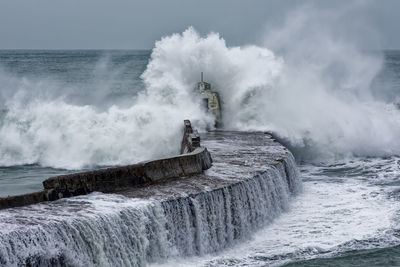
[140,6,400,160]
[144,26,400,160]
[150,159,400,267]
[1,3,399,168]
[0,58,212,169]
[0,156,300,266]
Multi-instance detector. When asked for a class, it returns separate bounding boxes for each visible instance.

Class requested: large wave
[143,23,400,160]
[1,4,400,169]
[0,56,212,169]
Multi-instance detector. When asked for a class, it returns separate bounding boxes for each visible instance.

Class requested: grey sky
[0,0,399,49]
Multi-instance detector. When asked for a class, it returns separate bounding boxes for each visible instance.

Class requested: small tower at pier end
[197,72,222,127]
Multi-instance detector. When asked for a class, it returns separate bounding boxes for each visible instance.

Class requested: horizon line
[0,48,399,51]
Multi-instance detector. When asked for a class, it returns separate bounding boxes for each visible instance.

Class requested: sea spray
[0,57,212,169]
[142,26,400,160]
[1,16,399,168]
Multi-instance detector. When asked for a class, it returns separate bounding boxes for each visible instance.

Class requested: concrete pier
[0,121,212,210]
[0,121,300,212]
[118,131,299,201]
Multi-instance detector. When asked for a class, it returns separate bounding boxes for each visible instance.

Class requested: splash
[1,2,400,169]
[0,55,211,169]
[141,7,400,160]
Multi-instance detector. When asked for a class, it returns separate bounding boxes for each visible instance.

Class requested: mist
[1,2,400,169]
[140,3,400,161]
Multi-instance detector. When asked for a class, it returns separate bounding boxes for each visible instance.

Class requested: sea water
[1,28,400,266]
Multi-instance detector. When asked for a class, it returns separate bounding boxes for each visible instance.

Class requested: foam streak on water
[151,158,400,267]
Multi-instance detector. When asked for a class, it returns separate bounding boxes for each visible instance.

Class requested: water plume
[142,4,400,161]
[0,55,211,169]
[1,2,400,169]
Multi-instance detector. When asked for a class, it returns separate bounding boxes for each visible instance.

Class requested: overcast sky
[0,0,399,50]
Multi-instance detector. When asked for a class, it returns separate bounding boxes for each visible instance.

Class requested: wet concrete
[0,131,291,210]
[118,131,291,201]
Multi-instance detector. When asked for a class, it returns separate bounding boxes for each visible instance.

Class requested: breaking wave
[0,57,212,169]
[1,2,399,169]
[141,22,400,160]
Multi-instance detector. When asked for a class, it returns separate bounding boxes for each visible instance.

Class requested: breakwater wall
[0,131,301,266]
[0,121,212,210]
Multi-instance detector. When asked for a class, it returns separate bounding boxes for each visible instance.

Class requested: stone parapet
[180,119,201,154]
[44,147,212,201]
[0,121,212,210]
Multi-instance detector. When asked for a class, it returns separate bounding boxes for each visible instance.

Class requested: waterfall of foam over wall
[0,154,300,266]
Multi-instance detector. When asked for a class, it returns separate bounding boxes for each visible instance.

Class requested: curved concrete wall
[0,131,302,266]
[0,146,212,210]
[44,147,212,200]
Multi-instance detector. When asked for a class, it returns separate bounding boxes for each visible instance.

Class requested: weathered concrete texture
[180,119,201,154]
[0,132,295,210]
[0,190,47,210]
[118,131,298,201]
[0,128,212,210]
[0,131,300,267]
[44,147,212,201]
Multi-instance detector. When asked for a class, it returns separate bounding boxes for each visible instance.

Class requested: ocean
[1,29,400,266]
[0,50,151,197]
